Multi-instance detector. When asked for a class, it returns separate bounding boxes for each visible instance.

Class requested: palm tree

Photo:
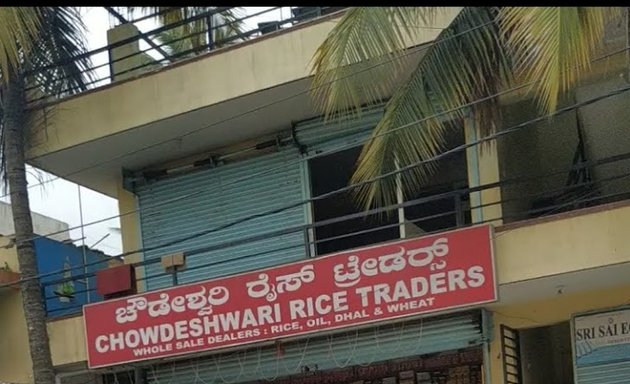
[310,7,619,209]
[123,7,246,60]
[0,7,92,384]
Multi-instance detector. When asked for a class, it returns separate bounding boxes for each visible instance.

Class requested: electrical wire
[28,7,286,93]
[15,78,529,246]
[3,80,630,289]
[10,14,499,202]
[11,12,630,258]
[328,330,359,368]
[22,10,628,203]
[7,15,630,282]
[32,167,630,299]
[12,42,629,249]
[0,14,507,263]
[10,13,629,257]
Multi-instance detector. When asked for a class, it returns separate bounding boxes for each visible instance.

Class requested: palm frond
[154,26,194,59]
[500,7,620,112]
[212,8,246,47]
[130,7,247,53]
[349,7,511,209]
[24,7,93,98]
[310,7,443,120]
[0,8,41,79]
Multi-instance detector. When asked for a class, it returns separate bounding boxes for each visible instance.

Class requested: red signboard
[83,225,496,368]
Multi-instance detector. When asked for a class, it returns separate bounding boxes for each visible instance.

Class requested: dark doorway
[519,322,574,384]
[309,146,400,256]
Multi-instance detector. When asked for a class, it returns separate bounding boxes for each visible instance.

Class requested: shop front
[573,306,630,384]
[140,310,488,384]
[84,225,496,384]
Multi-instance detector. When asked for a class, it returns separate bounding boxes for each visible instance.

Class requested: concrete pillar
[107,23,143,82]
[117,183,146,292]
[465,115,503,226]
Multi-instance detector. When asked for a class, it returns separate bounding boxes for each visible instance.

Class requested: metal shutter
[136,148,308,290]
[573,308,630,384]
[293,98,449,156]
[293,106,384,155]
[576,361,630,384]
[146,311,484,384]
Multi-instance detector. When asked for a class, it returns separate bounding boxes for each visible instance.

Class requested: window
[308,126,469,256]
[309,146,399,256]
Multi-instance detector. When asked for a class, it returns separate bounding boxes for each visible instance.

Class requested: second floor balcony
[40,79,630,316]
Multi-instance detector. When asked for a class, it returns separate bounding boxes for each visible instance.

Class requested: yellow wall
[0,237,32,383]
[494,202,630,284]
[0,289,32,383]
[487,284,630,384]
[465,116,503,226]
[48,316,88,367]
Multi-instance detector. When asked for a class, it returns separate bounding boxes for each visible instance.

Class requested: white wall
[0,201,70,242]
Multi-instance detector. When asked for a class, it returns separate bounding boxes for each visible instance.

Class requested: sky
[10,7,292,257]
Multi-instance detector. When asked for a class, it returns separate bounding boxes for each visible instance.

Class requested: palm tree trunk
[4,75,56,384]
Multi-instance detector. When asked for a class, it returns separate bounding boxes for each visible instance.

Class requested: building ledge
[24,8,462,197]
[496,198,630,233]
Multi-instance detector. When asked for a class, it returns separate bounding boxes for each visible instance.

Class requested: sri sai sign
[83,225,496,368]
[574,308,630,366]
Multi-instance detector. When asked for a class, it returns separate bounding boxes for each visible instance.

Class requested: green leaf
[0,8,42,78]
[310,7,444,120]
[25,7,94,97]
[130,7,247,55]
[350,7,511,209]
[500,7,619,112]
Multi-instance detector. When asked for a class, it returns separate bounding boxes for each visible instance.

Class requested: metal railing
[26,7,347,105]
[39,150,630,317]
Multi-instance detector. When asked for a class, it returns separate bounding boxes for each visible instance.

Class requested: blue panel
[136,149,308,290]
[35,237,106,318]
[576,360,630,383]
[146,312,483,384]
[576,343,630,366]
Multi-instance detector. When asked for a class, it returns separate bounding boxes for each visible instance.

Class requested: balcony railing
[38,150,630,318]
[26,7,347,105]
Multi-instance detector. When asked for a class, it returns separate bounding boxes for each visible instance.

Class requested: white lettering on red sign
[83,225,496,368]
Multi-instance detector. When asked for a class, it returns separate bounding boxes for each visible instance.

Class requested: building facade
[0,201,71,242]
[0,213,111,383]
[6,6,630,384]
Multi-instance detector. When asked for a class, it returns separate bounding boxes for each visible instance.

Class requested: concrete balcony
[24,8,462,198]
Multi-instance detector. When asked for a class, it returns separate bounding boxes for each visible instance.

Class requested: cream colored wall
[48,316,88,367]
[26,8,461,160]
[487,284,630,384]
[494,202,630,284]
[465,117,503,226]
[0,290,33,383]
